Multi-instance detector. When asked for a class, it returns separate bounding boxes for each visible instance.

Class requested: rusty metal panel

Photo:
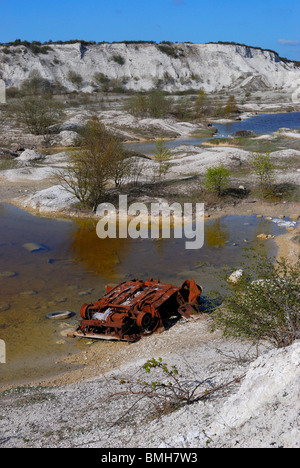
[74,278,202,342]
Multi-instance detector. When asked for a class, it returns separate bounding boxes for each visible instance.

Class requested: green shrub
[213,252,300,348]
[157,44,180,59]
[67,70,83,88]
[112,54,125,65]
[124,93,148,116]
[195,89,211,117]
[125,90,170,118]
[9,97,65,136]
[204,164,230,196]
[223,95,239,115]
[6,86,23,99]
[93,72,109,84]
[29,43,52,55]
[153,139,172,179]
[58,117,126,211]
[20,70,53,97]
[92,72,110,92]
[147,90,170,118]
[250,151,276,195]
[109,356,244,422]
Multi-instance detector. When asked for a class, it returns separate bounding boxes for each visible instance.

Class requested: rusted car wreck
[74,278,202,342]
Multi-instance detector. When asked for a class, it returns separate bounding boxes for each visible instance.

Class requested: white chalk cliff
[1,42,300,94]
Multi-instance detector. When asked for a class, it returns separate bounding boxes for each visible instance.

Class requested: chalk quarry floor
[0,104,299,448]
[0,316,299,448]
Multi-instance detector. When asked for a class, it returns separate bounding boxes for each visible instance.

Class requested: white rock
[22,185,77,213]
[22,242,47,253]
[272,218,297,228]
[228,269,244,283]
[212,341,300,436]
[54,130,79,147]
[18,149,45,162]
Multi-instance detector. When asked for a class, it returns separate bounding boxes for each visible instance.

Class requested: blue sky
[1,0,299,60]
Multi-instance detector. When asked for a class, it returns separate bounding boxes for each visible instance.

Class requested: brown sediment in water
[0,199,299,390]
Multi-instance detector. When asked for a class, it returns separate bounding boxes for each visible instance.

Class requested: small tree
[125,91,170,118]
[125,93,148,117]
[204,164,230,196]
[110,149,132,188]
[80,357,244,428]
[114,357,242,421]
[213,252,300,348]
[147,90,170,118]
[153,139,172,179]
[58,149,93,205]
[9,97,65,138]
[172,96,192,121]
[21,70,53,97]
[250,151,276,194]
[223,95,239,116]
[195,89,208,118]
[58,117,125,211]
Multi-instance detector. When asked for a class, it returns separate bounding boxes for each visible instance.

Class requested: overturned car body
[74,278,202,342]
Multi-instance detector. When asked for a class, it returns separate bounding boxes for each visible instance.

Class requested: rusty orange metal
[74,278,202,342]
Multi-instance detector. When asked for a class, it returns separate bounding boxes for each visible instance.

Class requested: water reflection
[0,204,285,386]
[63,219,175,283]
[64,219,131,281]
[205,219,229,248]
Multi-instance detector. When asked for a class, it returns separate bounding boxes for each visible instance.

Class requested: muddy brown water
[0,203,284,387]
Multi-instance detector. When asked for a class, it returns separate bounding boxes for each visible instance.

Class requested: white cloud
[278,38,300,46]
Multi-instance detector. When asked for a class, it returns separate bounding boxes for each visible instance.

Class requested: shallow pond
[0,203,287,387]
[125,112,300,155]
[214,111,300,138]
